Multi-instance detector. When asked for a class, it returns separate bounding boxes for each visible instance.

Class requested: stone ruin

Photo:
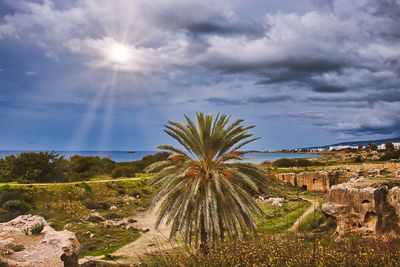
[0,215,80,267]
[275,162,400,192]
[322,179,400,237]
[276,170,356,192]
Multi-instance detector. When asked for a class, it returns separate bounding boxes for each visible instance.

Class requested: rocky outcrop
[0,215,80,267]
[323,180,400,237]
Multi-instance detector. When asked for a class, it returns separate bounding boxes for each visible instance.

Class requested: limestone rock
[109,205,118,212]
[0,214,80,267]
[323,180,400,237]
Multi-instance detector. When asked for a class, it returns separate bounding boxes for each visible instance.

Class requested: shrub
[10,244,25,252]
[79,182,92,195]
[3,152,68,183]
[87,215,105,223]
[354,156,363,163]
[272,158,324,167]
[30,223,45,235]
[111,166,139,178]
[104,212,122,220]
[380,151,400,161]
[83,198,110,210]
[22,227,30,235]
[2,200,29,213]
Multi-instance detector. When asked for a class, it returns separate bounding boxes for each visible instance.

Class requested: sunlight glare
[106,42,132,64]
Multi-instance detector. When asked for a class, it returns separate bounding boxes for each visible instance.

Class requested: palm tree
[146,113,266,254]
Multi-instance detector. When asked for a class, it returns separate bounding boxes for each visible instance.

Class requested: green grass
[257,200,311,234]
[69,223,141,257]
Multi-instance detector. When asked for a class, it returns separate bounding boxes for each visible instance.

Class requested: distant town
[266,137,400,153]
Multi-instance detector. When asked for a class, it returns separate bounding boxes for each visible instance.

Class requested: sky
[0,0,399,151]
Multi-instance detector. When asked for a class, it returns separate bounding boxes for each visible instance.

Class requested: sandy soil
[110,208,172,264]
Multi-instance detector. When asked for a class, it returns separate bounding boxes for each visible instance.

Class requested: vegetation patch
[68,223,140,257]
[0,151,168,183]
[257,200,310,234]
[146,235,400,267]
[0,178,154,257]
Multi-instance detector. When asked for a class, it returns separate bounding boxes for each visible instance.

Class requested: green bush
[10,244,25,252]
[87,215,105,223]
[0,151,169,183]
[272,158,324,168]
[30,222,45,235]
[2,200,29,213]
[83,198,110,210]
[0,152,68,183]
[104,212,122,220]
[380,150,400,161]
[111,166,139,178]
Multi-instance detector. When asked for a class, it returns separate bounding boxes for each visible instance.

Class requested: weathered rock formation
[0,215,80,267]
[276,170,355,191]
[323,179,400,237]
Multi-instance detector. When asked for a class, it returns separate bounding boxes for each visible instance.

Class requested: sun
[106,42,132,64]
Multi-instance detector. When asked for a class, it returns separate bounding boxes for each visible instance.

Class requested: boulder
[0,215,80,267]
[265,197,285,207]
[87,214,105,223]
[323,180,400,237]
[109,205,118,212]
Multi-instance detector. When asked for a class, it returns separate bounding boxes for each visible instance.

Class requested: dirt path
[111,208,171,264]
[288,197,320,232]
[79,206,172,266]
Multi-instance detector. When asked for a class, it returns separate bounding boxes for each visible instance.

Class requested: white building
[394,142,400,150]
[328,145,358,151]
[378,142,400,150]
[378,144,386,150]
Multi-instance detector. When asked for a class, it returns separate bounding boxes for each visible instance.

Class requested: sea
[0,150,319,163]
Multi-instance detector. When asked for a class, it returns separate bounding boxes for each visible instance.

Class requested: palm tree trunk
[199,216,208,255]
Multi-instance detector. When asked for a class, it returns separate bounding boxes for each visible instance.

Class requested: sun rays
[105,41,133,64]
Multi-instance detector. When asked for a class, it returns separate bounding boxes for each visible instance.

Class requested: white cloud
[25,71,38,76]
[65,35,190,73]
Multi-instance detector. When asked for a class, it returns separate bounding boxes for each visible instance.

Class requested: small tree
[385,141,395,152]
[368,142,378,151]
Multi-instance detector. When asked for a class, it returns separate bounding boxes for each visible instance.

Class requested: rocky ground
[0,215,79,267]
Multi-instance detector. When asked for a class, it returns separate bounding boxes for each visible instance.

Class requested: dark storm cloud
[185,20,264,37]
[339,119,400,136]
[247,95,293,103]
[312,84,347,93]
[205,57,345,75]
[206,97,242,105]
[205,95,292,105]
[308,89,400,103]
[369,0,400,19]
